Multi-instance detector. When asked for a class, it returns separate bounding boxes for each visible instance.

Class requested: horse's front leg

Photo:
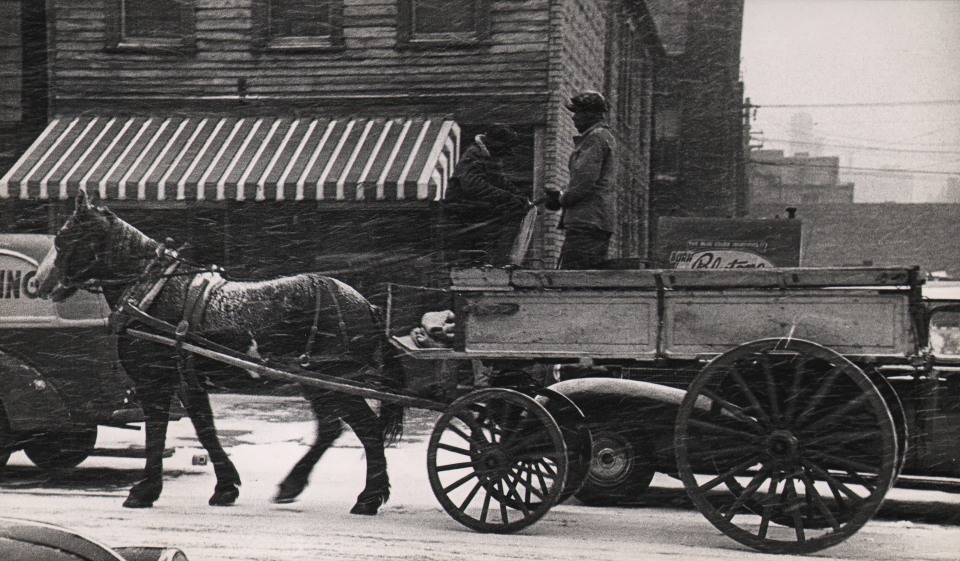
[124,382,173,508]
[180,368,241,506]
[341,396,391,515]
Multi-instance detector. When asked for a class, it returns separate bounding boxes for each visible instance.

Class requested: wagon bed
[388,266,924,363]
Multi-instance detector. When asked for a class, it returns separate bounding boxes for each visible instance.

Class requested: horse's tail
[368,302,405,447]
[379,341,406,446]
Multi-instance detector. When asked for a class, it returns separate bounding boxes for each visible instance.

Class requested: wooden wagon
[387,265,960,554]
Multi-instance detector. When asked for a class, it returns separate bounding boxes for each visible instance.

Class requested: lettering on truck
[0,250,54,319]
[0,268,38,299]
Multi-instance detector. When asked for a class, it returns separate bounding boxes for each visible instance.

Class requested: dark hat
[483,123,519,149]
[565,90,609,114]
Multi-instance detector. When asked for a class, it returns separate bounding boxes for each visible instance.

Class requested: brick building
[0,0,662,295]
[645,0,748,228]
[750,203,960,276]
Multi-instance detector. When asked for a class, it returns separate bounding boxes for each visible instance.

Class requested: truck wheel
[0,406,12,468]
[576,426,656,506]
[23,426,97,470]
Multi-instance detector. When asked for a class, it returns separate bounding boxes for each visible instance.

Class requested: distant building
[749,149,854,209]
[788,112,822,157]
[750,203,960,277]
[751,156,960,277]
[846,168,916,203]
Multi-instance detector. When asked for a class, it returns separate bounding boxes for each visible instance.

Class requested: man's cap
[483,123,519,149]
[565,91,609,114]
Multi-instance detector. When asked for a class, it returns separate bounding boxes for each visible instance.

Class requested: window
[931,309,960,356]
[253,0,344,50]
[106,0,195,52]
[653,103,680,177]
[398,0,490,46]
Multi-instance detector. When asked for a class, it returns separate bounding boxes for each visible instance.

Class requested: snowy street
[2,393,959,561]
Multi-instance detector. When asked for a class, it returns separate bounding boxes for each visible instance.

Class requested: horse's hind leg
[275,401,343,504]
[341,396,391,515]
[180,374,241,506]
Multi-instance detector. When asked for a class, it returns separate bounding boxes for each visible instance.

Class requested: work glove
[542,188,562,211]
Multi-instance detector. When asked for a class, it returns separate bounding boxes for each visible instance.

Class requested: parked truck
[0,234,145,469]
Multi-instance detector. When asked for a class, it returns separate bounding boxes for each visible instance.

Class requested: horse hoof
[273,490,299,504]
[274,483,304,504]
[123,496,154,509]
[209,486,239,507]
[349,497,384,515]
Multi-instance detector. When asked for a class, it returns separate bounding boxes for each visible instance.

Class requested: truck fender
[548,378,686,483]
[548,378,687,411]
[0,350,71,434]
[548,377,721,418]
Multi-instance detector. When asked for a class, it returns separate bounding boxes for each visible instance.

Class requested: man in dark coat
[443,124,529,266]
[544,91,617,269]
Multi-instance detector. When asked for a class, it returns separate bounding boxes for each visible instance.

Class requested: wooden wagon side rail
[452,266,922,291]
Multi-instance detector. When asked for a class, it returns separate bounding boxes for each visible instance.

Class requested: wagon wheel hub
[765,430,800,462]
[474,443,509,479]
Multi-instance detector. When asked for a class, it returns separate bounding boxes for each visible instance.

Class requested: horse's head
[35,190,114,301]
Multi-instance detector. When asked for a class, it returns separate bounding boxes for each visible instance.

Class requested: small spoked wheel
[428,388,569,533]
[535,388,591,504]
[675,338,898,554]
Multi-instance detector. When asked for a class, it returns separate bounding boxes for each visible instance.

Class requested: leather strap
[299,276,350,367]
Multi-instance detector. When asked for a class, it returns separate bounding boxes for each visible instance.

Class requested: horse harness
[110,243,181,333]
[300,276,353,368]
[116,257,357,388]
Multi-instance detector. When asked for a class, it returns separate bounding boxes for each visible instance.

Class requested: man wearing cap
[543,91,617,269]
[443,124,530,266]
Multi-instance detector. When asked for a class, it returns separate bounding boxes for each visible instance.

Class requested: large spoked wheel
[428,388,569,533]
[675,338,897,554]
[0,405,13,468]
[23,426,98,470]
[865,367,909,479]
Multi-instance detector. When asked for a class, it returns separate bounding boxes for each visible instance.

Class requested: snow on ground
[3,393,960,561]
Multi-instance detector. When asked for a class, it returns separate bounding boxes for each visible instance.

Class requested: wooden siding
[50,0,553,124]
[0,1,22,123]
[37,0,662,266]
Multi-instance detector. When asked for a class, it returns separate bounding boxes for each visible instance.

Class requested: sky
[740,0,960,202]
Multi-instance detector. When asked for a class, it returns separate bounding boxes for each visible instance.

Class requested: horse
[35,190,405,515]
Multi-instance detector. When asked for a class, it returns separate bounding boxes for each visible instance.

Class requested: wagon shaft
[126,328,446,412]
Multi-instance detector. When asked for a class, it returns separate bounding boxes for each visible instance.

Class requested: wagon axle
[765,430,800,462]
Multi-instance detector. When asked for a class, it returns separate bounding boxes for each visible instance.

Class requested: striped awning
[0,116,460,202]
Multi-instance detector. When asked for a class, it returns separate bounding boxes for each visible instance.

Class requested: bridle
[54,209,219,296]
[54,214,117,292]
